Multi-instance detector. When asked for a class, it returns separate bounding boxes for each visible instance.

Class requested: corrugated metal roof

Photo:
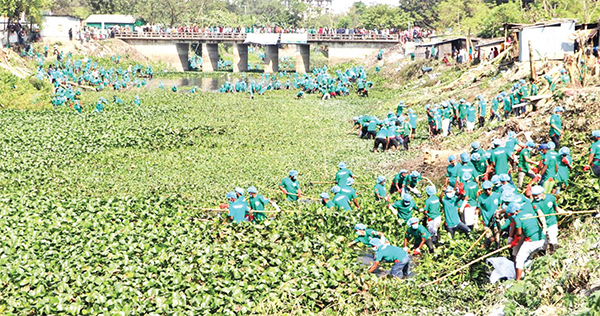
[84,14,135,24]
[505,19,577,30]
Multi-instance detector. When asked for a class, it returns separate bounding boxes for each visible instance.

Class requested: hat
[485,152,492,159]
[460,152,470,162]
[346,178,355,186]
[477,95,484,100]
[320,192,330,199]
[407,217,419,226]
[411,171,421,178]
[462,172,472,181]
[531,185,544,195]
[247,186,258,194]
[408,109,415,114]
[492,139,502,146]
[399,169,408,174]
[445,186,455,193]
[547,142,556,149]
[402,194,412,202]
[355,223,367,230]
[448,155,456,162]
[593,130,600,138]
[538,144,549,150]
[234,187,245,195]
[471,153,481,161]
[353,116,358,121]
[226,191,236,199]
[289,170,299,177]
[499,174,511,182]
[554,106,564,113]
[331,186,341,193]
[426,186,437,196]
[482,181,493,190]
[559,147,570,155]
[526,141,535,148]
[471,141,480,149]
[370,238,384,248]
[506,202,521,214]
[459,98,465,103]
[508,131,516,138]
[501,191,518,203]
[377,175,386,183]
[338,162,347,169]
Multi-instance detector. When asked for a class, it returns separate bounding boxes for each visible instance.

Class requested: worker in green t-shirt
[348,223,385,248]
[368,238,410,278]
[478,181,500,247]
[279,170,301,201]
[549,106,564,149]
[422,185,441,243]
[556,147,572,192]
[247,186,279,222]
[531,185,567,254]
[507,202,545,281]
[404,217,434,254]
[374,175,389,202]
[389,194,418,223]
[517,141,538,188]
[320,192,334,209]
[584,130,600,177]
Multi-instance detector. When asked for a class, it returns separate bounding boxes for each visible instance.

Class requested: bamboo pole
[420,244,511,287]
[528,40,537,81]
[461,229,488,259]
[521,210,598,220]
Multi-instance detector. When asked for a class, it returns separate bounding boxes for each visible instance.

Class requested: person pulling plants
[335,162,355,186]
[404,217,434,254]
[340,178,361,211]
[331,186,352,211]
[477,180,501,248]
[389,193,418,223]
[506,202,546,281]
[247,186,279,222]
[374,175,389,202]
[368,238,411,279]
[224,191,249,223]
[530,185,569,254]
[441,186,471,238]
[348,223,386,249]
[279,170,302,201]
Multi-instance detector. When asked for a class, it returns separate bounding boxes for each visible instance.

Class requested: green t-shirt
[549,114,562,137]
[249,194,270,221]
[280,177,300,201]
[387,125,398,138]
[478,192,500,226]
[505,138,518,154]
[466,106,477,123]
[376,127,388,139]
[405,225,431,242]
[229,200,249,223]
[458,103,468,119]
[532,194,558,227]
[543,150,559,179]
[457,163,478,183]
[336,168,354,185]
[333,193,352,211]
[374,183,386,200]
[340,186,357,201]
[375,245,407,263]
[530,84,538,96]
[473,160,487,175]
[503,98,512,112]
[491,147,510,175]
[354,228,379,246]
[557,155,571,185]
[590,141,600,166]
[516,212,545,242]
[491,99,500,112]
[367,120,378,132]
[442,107,453,119]
[324,200,334,208]
[392,199,417,221]
[478,100,487,117]
[424,196,441,220]
[442,196,461,228]
[518,148,532,173]
[463,181,479,205]
[446,163,460,187]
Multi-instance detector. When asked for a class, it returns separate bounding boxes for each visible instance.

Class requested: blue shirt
[229,200,249,223]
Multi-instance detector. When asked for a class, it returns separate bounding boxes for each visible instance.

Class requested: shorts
[516,239,545,269]
[427,216,442,238]
[463,206,477,226]
[466,121,475,131]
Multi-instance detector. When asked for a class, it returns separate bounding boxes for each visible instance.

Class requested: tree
[0,0,48,46]
[359,4,412,29]
[436,0,490,34]
[398,0,441,28]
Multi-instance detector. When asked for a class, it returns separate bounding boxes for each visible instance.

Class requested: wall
[518,21,575,61]
[124,39,189,71]
[328,42,397,65]
[41,16,81,40]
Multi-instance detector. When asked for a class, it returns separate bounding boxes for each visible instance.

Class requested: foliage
[358,4,413,30]
[478,1,532,38]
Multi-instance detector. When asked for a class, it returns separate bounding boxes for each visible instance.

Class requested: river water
[144,75,244,92]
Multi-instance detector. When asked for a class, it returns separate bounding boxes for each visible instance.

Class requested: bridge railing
[114,31,401,42]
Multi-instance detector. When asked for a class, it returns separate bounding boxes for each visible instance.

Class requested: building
[84,14,135,31]
[40,15,82,41]
[414,37,480,60]
[504,20,576,62]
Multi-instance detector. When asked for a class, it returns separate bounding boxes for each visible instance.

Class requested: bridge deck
[115,32,401,43]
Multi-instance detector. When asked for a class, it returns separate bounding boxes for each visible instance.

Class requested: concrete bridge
[115,32,402,72]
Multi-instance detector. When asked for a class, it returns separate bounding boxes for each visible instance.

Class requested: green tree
[399,0,441,28]
[436,0,490,34]
[359,4,412,29]
[479,1,530,38]
[0,0,48,46]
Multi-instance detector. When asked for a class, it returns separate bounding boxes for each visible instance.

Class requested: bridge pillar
[176,43,190,71]
[327,42,398,65]
[202,43,220,72]
[264,45,279,73]
[233,43,248,73]
[295,44,310,74]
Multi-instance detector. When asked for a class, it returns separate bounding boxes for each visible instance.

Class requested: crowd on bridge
[115,25,433,42]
